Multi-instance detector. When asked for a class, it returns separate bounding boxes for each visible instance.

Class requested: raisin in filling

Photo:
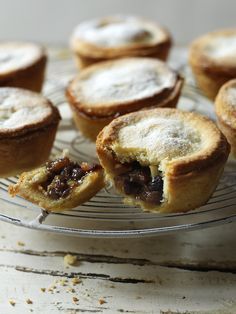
[114,162,163,205]
[41,157,101,200]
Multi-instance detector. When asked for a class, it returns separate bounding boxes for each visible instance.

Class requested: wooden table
[0,221,236,314]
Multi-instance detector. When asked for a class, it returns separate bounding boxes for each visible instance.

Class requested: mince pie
[0,42,47,92]
[0,87,60,177]
[70,15,172,68]
[189,29,236,100]
[66,57,183,141]
[96,108,230,213]
[215,79,236,157]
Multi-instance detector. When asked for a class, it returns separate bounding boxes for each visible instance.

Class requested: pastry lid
[67,57,180,117]
[0,87,60,138]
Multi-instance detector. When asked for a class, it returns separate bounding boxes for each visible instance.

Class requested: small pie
[215,79,236,157]
[189,29,236,100]
[70,15,172,68]
[96,108,230,213]
[0,42,47,92]
[9,153,105,212]
[0,87,60,177]
[66,57,183,141]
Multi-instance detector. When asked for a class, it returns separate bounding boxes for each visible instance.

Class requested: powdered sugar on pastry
[0,42,43,76]
[206,35,236,63]
[72,16,163,47]
[0,88,52,130]
[79,59,177,105]
[113,116,201,164]
[226,86,236,106]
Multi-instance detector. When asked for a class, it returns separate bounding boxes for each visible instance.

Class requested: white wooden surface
[0,220,236,313]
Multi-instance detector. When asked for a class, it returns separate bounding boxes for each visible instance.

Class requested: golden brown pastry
[70,15,172,68]
[96,108,230,213]
[9,153,104,212]
[0,87,60,177]
[66,57,183,141]
[189,29,236,100]
[0,42,47,92]
[215,79,236,157]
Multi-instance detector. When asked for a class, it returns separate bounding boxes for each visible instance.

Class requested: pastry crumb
[9,299,16,306]
[40,288,46,292]
[17,241,25,246]
[59,279,68,286]
[67,287,75,293]
[99,298,106,305]
[72,277,81,285]
[64,254,77,266]
[72,297,79,303]
[26,299,33,304]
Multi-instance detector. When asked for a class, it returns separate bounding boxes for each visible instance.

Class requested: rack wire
[0,47,235,238]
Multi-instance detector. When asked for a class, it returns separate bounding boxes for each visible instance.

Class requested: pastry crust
[96,108,230,213]
[189,29,236,100]
[0,42,47,92]
[8,157,105,212]
[70,15,172,68]
[0,87,60,177]
[215,79,236,157]
[66,57,183,141]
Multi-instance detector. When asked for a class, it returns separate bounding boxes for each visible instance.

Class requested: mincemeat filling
[41,157,101,200]
[114,162,163,205]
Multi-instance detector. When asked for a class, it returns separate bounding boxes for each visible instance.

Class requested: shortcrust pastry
[66,57,183,141]
[9,154,104,212]
[0,42,47,92]
[189,29,236,100]
[215,79,236,157]
[0,87,60,177]
[70,15,172,68]
[96,108,230,213]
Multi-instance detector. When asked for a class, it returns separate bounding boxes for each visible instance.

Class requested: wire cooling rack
[0,47,236,238]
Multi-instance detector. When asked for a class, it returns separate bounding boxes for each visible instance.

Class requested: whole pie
[96,108,230,213]
[0,42,47,92]
[189,29,236,100]
[66,57,183,141]
[70,15,172,68]
[9,153,104,212]
[0,87,60,177]
[215,79,236,157]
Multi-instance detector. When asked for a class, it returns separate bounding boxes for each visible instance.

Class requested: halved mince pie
[66,57,183,141]
[0,42,47,92]
[0,87,60,177]
[215,79,236,157]
[70,15,172,68]
[96,108,230,213]
[189,29,236,100]
[9,153,104,212]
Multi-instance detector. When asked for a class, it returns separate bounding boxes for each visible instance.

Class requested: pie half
[9,153,104,212]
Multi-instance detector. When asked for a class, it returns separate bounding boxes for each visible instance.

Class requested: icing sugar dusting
[80,60,176,105]
[207,36,236,61]
[116,117,200,163]
[0,90,52,129]
[73,16,158,47]
[0,43,42,75]
[226,86,236,106]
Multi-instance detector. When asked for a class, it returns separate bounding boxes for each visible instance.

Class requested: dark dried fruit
[41,157,100,200]
[114,163,163,205]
